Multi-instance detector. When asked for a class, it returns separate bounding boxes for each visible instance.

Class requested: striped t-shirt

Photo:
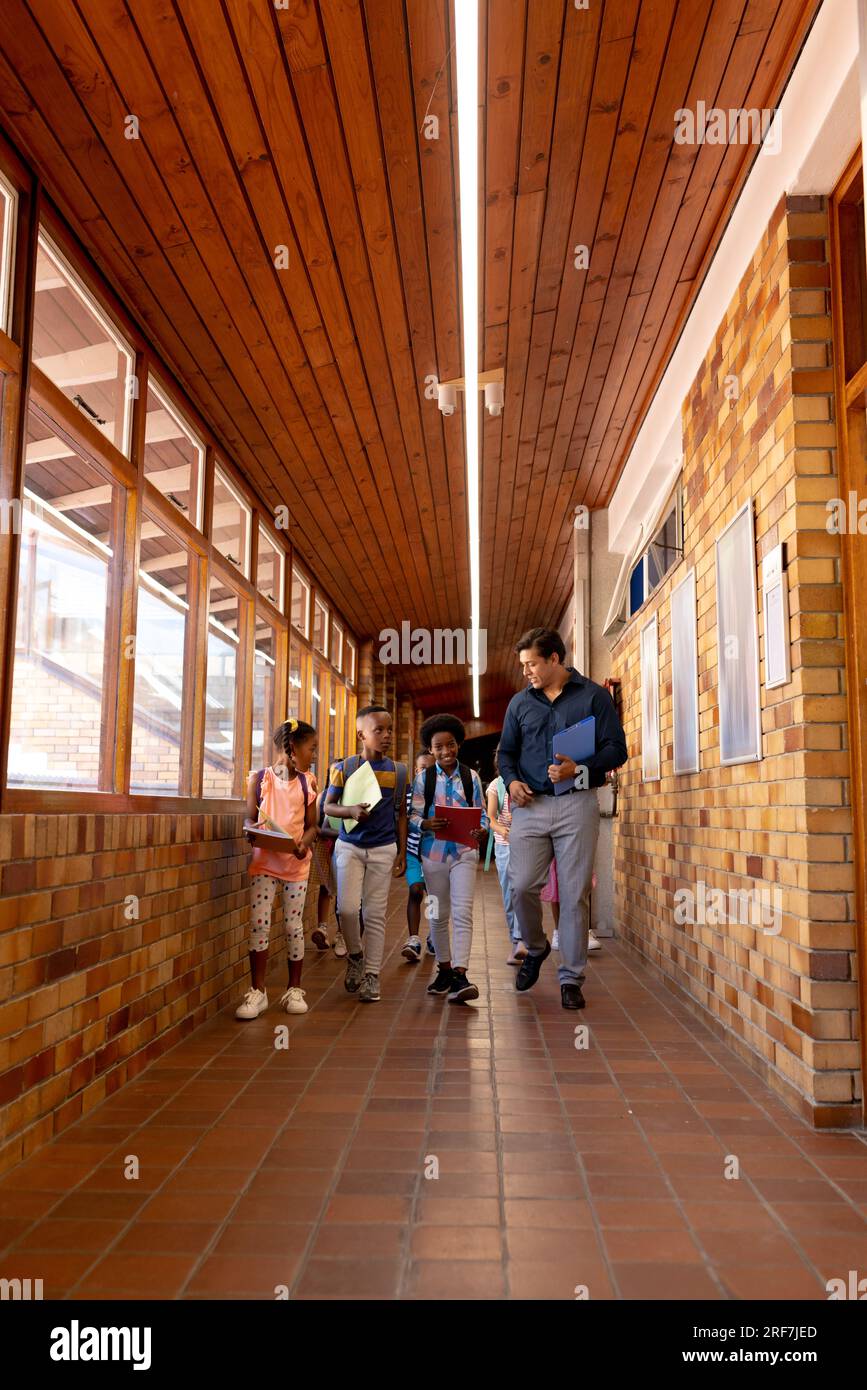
[326,757,400,849]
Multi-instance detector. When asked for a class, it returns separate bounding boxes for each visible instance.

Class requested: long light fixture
[455,0,481,720]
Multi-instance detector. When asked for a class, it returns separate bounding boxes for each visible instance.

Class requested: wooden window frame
[829,149,867,1124]
[143,372,206,532]
[256,519,285,613]
[0,161,361,814]
[212,460,252,579]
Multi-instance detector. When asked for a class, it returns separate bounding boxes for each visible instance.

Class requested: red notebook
[432,804,483,848]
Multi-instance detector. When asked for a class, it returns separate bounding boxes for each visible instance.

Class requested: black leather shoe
[561,984,585,1010]
[515,940,551,992]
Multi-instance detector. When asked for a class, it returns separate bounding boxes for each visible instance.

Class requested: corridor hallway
[2,871,865,1303]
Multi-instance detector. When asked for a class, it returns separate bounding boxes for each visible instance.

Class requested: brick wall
[0,811,321,1174]
[610,195,860,1127]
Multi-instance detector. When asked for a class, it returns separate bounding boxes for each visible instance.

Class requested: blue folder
[551,716,596,795]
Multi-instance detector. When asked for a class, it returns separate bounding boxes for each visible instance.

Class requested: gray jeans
[508,790,600,985]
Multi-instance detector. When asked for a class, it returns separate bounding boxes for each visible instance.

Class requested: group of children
[236,701,593,1021]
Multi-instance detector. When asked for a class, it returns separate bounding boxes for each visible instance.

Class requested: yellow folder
[342,759,383,832]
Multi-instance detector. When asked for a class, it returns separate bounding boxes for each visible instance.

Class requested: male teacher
[498,627,627,1010]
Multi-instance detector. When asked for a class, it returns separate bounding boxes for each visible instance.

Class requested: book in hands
[551,716,596,795]
[432,804,483,848]
[341,760,383,832]
[247,816,298,853]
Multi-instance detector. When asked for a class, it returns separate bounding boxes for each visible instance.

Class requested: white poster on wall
[671,567,700,775]
[715,500,762,766]
[640,612,660,782]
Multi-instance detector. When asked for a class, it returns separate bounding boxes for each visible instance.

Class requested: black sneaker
[425,935,435,956]
[561,983,585,1010]
[515,939,551,992]
[426,966,453,996]
[447,970,479,1004]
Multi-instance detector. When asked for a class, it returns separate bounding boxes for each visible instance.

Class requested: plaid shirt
[409,762,488,863]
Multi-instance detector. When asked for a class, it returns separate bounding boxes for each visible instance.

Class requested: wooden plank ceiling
[0,0,820,722]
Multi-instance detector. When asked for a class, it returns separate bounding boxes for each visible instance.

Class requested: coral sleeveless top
[249,766,315,883]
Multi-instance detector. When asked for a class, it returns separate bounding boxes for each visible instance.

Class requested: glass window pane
[288,638,302,721]
[330,619,343,672]
[204,577,239,797]
[291,569,309,636]
[345,639,356,685]
[212,466,250,575]
[130,520,188,794]
[144,378,204,528]
[8,410,113,789]
[313,598,328,654]
[32,233,134,455]
[0,170,17,336]
[252,621,276,771]
[257,525,283,610]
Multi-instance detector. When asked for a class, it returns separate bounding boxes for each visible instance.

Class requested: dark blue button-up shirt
[498,669,627,794]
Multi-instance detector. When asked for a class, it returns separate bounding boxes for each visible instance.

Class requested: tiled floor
[2,875,866,1300]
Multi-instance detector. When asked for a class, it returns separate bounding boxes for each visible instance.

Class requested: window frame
[0,166,18,337]
[33,228,135,459]
[211,461,252,578]
[143,372,206,532]
[0,172,358,814]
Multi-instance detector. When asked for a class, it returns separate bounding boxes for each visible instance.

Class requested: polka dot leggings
[249,876,307,960]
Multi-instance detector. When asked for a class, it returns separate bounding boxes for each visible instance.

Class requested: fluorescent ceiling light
[455,0,480,720]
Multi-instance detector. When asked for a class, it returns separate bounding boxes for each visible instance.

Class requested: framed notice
[640,612,660,782]
[671,567,700,774]
[715,501,762,765]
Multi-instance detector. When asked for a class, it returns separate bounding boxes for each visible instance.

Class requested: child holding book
[410,714,488,1003]
[323,704,407,1003]
[238,718,320,1020]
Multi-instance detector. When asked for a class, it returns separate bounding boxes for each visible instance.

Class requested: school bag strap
[424,762,475,819]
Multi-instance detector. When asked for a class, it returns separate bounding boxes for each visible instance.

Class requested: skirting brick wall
[610,195,860,1128]
[0,811,321,1174]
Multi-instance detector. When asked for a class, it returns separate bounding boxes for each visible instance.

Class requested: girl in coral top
[237,718,319,1020]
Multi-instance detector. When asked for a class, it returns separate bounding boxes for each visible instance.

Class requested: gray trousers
[508,790,600,985]
[421,848,478,970]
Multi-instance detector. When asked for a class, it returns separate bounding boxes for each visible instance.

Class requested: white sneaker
[588,931,601,952]
[551,930,560,951]
[235,987,268,1020]
[280,987,308,1014]
[333,932,347,958]
[402,936,422,963]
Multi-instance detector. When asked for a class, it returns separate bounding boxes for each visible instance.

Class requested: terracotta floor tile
[294,1258,401,1299]
[503,1198,594,1229]
[697,1227,806,1266]
[503,1172,586,1199]
[613,1262,723,1300]
[680,1201,780,1232]
[310,1223,405,1259]
[14,1218,126,1252]
[415,1197,501,1225]
[324,1195,411,1224]
[593,1199,686,1230]
[603,1227,703,1263]
[716,1263,826,1300]
[50,1191,150,1222]
[410,1225,503,1261]
[508,1258,615,1301]
[405,1260,507,1300]
[113,1221,220,1254]
[77,1252,199,1295]
[506,1227,604,1262]
[769,1201,862,1234]
[185,1254,302,1296]
[212,1222,312,1258]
